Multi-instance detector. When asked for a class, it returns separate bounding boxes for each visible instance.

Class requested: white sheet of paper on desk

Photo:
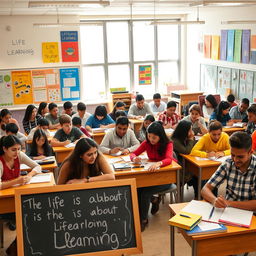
[209,155,230,163]
[49,131,56,136]
[233,122,244,128]
[165,128,174,134]
[144,162,159,170]
[111,151,122,156]
[195,157,209,161]
[65,143,75,148]
[198,222,221,231]
[28,173,51,184]
[34,156,55,163]
[121,155,131,162]
[108,157,122,164]
[20,164,29,170]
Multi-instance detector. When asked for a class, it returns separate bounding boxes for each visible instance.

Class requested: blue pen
[179,213,191,218]
[209,207,215,219]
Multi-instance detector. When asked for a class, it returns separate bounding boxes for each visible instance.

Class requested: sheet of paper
[195,157,209,161]
[71,91,79,98]
[121,155,131,162]
[64,77,76,87]
[209,155,230,163]
[46,74,56,85]
[65,143,75,148]
[144,162,159,170]
[108,157,122,164]
[111,151,122,156]
[34,89,47,102]
[49,130,56,136]
[28,173,51,184]
[198,222,221,231]
[20,163,29,170]
[32,77,46,88]
[63,87,71,98]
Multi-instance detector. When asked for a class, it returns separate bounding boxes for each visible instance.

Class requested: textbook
[186,222,227,236]
[182,200,253,228]
[168,211,202,230]
[112,163,132,171]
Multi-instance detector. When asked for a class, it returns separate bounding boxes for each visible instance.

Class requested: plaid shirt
[246,122,256,135]
[207,155,256,201]
[158,111,180,126]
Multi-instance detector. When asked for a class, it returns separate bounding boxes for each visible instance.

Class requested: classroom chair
[158,183,177,204]
[198,94,221,117]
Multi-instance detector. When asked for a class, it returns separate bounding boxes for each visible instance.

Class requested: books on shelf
[169,211,202,230]
[182,200,253,228]
[186,222,227,236]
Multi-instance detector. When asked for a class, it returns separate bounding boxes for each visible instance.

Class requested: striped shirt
[207,155,256,201]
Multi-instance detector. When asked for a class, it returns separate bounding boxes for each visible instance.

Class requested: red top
[158,111,180,126]
[252,130,256,151]
[0,155,20,182]
[230,102,237,107]
[130,140,174,167]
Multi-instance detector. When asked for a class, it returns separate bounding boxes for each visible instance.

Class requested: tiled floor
[1,185,256,256]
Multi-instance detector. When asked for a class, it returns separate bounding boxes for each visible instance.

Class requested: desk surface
[52,146,74,153]
[171,90,204,96]
[20,158,58,172]
[223,126,246,133]
[180,154,222,168]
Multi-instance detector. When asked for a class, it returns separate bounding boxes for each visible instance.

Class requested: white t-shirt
[72,112,91,127]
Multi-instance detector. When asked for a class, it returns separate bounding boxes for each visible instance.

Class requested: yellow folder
[169,211,202,230]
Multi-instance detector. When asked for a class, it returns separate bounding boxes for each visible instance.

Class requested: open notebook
[182,200,253,228]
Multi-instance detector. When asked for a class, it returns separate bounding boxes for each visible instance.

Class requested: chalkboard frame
[15,178,143,256]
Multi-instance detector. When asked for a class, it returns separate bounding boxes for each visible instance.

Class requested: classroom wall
[186,6,256,91]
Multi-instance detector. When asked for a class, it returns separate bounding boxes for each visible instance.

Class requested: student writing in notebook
[201,132,256,211]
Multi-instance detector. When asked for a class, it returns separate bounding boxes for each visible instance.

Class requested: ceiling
[0,0,255,16]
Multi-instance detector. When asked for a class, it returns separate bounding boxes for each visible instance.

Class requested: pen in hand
[209,207,215,219]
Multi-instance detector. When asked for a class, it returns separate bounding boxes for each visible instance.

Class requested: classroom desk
[92,132,105,145]
[0,173,55,214]
[104,154,182,202]
[169,202,256,256]
[223,126,246,135]
[169,90,204,116]
[180,154,221,200]
[20,158,58,173]
[129,119,143,133]
[53,146,74,163]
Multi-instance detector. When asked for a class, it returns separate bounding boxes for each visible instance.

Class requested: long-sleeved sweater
[130,140,174,167]
[190,132,230,158]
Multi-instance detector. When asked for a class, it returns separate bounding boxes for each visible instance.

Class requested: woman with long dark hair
[210,101,233,126]
[22,104,42,134]
[57,138,115,184]
[202,94,218,119]
[109,101,126,121]
[130,121,175,231]
[37,102,49,117]
[26,129,54,160]
[137,114,155,142]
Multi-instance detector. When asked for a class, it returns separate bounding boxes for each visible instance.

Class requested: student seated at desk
[100,116,140,155]
[37,102,48,118]
[202,94,218,119]
[57,138,115,184]
[85,105,115,132]
[128,94,153,119]
[72,117,91,137]
[27,118,50,141]
[62,101,76,116]
[246,104,256,135]
[149,93,167,114]
[51,114,85,147]
[0,135,41,190]
[229,98,249,123]
[190,120,230,158]
[158,101,181,129]
[202,132,256,211]
[22,104,42,135]
[109,101,126,121]
[136,114,155,143]
[45,102,61,130]
[0,109,20,137]
[5,123,27,150]
[72,102,91,126]
[130,121,175,231]
[26,130,54,160]
[210,101,234,126]
[182,104,207,135]
[227,93,237,108]
[115,110,127,120]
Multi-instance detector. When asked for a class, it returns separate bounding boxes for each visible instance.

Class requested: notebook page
[28,173,51,184]
[220,207,253,227]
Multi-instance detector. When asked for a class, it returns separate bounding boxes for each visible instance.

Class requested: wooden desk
[180,154,221,200]
[20,158,58,173]
[0,173,55,214]
[129,119,143,133]
[169,90,204,116]
[104,154,182,202]
[92,132,105,145]
[53,146,74,163]
[223,126,246,135]
[169,203,256,256]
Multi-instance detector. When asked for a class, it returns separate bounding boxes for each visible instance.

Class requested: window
[80,20,180,101]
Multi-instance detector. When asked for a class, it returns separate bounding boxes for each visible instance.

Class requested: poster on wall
[211,36,220,60]
[242,30,251,64]
[220,30,228,61]
[60,68,80,101]
[231,69,240,99]
[42,42,60,63]
[204,35,211,58]
[139,65,152,85]
[227,30,235,62]
[0,71,13,106]
[200,65,217,94]
[233,30,242,63]
[31,69,61,103]
[250,35,256,64]
[60,31,79,62]
[239,70,253,102]
[217,67,231,96]
[12,70,33,105]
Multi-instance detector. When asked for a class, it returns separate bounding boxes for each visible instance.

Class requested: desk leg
[176,169,180,203]
[181,158,186,202]
[197,167,202,200]
[170,226,175,256]
[192,240,197,256]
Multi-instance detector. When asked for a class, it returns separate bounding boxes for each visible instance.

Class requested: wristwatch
[86,176,90,183]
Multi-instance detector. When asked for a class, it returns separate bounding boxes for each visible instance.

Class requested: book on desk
[186,222,227,236]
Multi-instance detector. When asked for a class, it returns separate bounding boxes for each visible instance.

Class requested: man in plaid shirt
[202,132,256,211]
[158,101,181,129]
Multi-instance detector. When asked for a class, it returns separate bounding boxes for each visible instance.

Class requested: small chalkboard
[15,179,142,256]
